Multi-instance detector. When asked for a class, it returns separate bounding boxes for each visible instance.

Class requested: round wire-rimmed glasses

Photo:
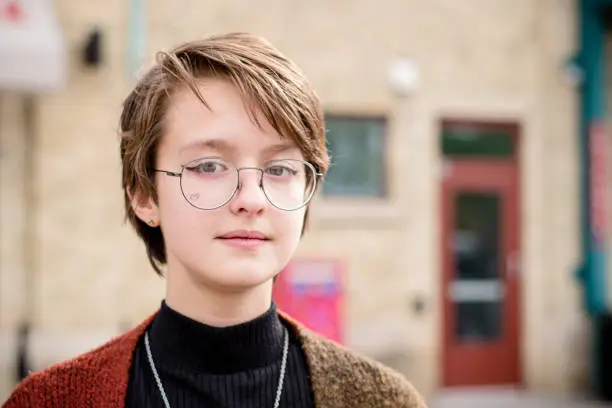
[154,157,323,211]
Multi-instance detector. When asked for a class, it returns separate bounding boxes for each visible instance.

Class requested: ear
[129,188,160,227]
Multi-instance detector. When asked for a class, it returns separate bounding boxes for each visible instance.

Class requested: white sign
[0,0,66,91]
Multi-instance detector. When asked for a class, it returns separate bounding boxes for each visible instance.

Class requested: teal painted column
[578,0,608,397]
[126,0,147,80]
[578,0,607,317]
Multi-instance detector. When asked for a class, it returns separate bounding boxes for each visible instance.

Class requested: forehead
[161,79,300,158]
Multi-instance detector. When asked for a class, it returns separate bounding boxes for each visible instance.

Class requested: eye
[265,163,298,178]
[186,158,229,174]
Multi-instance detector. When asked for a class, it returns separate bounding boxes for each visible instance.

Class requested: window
[322,115,387,197]
[441,120,516,158]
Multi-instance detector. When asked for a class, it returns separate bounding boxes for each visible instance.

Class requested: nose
[228,168,268,215]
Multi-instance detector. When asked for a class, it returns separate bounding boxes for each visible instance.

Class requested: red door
[441,159,521,386]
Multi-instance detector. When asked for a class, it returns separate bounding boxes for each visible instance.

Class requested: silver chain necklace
[144,327,289,408]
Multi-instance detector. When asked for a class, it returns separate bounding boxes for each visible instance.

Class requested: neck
[165,267,274,328]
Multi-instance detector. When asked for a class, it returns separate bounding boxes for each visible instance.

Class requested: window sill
[309,198,400,227]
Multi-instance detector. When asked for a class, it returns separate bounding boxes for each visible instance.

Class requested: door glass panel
[452,193,503,342]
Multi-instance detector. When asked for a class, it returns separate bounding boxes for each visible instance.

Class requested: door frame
[438,118,523,387]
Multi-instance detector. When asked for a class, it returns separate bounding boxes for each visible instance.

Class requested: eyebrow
[262,141,299,155]
[179,139,235,155]
[179,138,299,156]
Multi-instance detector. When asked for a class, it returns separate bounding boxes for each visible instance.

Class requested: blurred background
[1,0,612,406]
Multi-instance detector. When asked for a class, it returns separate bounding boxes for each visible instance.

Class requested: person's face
[133,79,307,291]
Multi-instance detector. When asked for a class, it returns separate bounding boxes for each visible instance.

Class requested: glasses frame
[153,157,324,211]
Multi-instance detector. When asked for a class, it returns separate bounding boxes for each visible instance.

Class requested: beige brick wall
[0,0,586,402]
[0,93,28,401]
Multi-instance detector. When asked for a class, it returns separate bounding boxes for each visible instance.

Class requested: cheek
[157,179,204,228]
[274,209,305,242]
[157,179,183,212]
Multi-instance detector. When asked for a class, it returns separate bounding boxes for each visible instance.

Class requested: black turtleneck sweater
[125,301,314,408]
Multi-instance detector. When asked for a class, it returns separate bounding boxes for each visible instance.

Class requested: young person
[4,33,427,408]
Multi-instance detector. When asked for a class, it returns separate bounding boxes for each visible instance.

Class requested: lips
[217,230,270,240]
[216,230,270,250]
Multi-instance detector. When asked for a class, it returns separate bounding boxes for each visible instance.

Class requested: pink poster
[2,1,24,22]
[273,258,344,344]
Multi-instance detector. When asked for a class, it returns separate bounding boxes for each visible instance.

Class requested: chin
[201,264,277,291]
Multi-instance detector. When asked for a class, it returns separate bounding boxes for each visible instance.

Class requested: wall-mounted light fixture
[388,58,420,96]
[83,27,103,68]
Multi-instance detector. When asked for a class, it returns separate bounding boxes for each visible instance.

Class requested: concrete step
[429,387,611,408]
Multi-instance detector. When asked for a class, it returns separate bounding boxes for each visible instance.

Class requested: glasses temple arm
[153,169,182,177]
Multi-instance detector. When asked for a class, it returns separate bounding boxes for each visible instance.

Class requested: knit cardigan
[3,311,427,408]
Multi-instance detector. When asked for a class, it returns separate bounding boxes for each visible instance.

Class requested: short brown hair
[119,33,329,275]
